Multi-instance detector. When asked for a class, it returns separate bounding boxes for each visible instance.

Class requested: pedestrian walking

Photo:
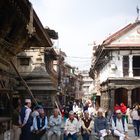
[81,110,94,140]
[125,106,131,123]
[130,104,140,137]
[32,108,48,140]
[83,102,89,112]
[73,102,79,114]
[88,103,96,118]
[19,99,32,140]
[64,110,79,140]
[114,104,121,112]
[111,110,129,140]
[48,108,62,140]
[12,105,21,140]
[61,105,65,118]
[94,108,110,140]
[120,103,127,115]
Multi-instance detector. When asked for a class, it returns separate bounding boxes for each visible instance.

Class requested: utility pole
[57,48,62,94]
[10,61,38,105]
[136,5,140,22]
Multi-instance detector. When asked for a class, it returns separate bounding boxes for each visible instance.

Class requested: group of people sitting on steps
[12,99,130,140]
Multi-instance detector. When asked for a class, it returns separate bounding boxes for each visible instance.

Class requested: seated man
[32,108,48,140]
[48,108,62,140]
[94,108,110,140]
[64,110,79,140]
[81,110,94,140]
[111,110,129,140]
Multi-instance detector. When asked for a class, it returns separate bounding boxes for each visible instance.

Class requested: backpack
[113,115,126,131]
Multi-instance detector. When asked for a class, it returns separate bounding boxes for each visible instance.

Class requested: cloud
[30,0,137,70]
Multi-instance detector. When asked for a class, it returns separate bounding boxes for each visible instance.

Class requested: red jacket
[120,103,127,114]
[114,105,120,112]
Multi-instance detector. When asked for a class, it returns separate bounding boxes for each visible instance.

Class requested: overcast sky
[30,0,139,70]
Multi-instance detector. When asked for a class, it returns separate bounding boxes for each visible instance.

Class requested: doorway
[115,88,128,106]
[132,88,140,106]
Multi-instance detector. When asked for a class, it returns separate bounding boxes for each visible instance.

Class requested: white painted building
[81,70,94,99]
[90,21,140,110]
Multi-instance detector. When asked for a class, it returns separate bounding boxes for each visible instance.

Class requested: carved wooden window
[133,56,140,76]
[123,56,129,77]
[19,58,30,66]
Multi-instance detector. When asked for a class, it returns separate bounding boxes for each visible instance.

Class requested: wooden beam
[10,60,38,105]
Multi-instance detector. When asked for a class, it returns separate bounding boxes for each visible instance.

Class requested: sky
[30,0,139,70]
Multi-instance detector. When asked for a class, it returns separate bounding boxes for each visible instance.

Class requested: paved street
[128,124,140,140]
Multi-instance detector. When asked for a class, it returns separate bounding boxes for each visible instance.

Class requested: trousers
[113,130,125,140]
[20,125,31,140]
[47,131,61,140]
[64,133,77,140]
[12,125,21,140]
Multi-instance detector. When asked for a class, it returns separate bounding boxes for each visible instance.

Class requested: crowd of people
[11,99,140,140]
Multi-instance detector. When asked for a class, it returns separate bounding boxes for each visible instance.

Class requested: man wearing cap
[81,110,94,140]
[19,99,32,140]
[48,108,62,140]
[111,110,129,140]
[64,110,79,140]
[32,108,48,140]
[32,105,43,118]
[94,108,110,140]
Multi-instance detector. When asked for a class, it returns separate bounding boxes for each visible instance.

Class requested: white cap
[116,109,122,114]
[25,99,31,103]
[98,108,104,113]
[69,110,74,115]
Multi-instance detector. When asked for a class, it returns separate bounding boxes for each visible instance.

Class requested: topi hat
[69,110,74,115]
[25,99,31,103]
[116,109,122,114]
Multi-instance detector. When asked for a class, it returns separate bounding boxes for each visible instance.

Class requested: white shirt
[49,115,62,132]
[73,105,79,113]
[112,118,128,133]
[131,109,140,120]
[88,107,96,117]
[64,118,79,135]
[33,116,48,131]
[24,106,32,125]
[32,110,39,118]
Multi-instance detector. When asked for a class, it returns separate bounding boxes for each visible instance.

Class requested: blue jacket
[94,116,109,133]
